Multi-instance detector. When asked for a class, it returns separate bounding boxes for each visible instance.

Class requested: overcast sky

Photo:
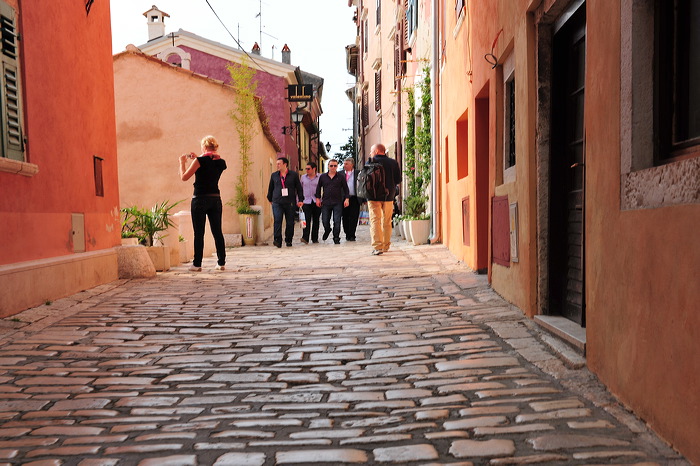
[110,0,357,154]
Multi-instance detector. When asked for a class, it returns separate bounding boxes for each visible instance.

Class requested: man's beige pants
[368,200,394,252]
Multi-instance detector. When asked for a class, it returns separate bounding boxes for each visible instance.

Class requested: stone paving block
[137,455,197,466]
[373,444,439,462]
[450,439,516,458]
[276,448,369,463]
[529,434,631,450]
[213,452,266,466]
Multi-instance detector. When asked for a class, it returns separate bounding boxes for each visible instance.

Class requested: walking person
[267,157,304,248]
[339,158,361,241]
[367,143,402,255]
[179,135,227,271]
[315,159,349,244]
[300,161,322,243]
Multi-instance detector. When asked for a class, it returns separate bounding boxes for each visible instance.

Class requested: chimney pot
[282,44,291,65]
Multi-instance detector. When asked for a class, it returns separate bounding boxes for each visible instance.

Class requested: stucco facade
[350,0,700,461]
[0,0,120,317]
[436,0,700,461]
[113,50,278,242]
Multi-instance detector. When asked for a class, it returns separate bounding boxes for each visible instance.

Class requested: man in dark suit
[266,157,304,248]
[339,157,361,241]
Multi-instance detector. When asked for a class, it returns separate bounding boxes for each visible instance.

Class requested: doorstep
[534,315,587,356]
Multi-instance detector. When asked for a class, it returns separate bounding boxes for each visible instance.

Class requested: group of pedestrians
[179,137,402,273]
[267,156,359,246]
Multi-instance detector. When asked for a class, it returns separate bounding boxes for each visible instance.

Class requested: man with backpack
[365,143,402,255]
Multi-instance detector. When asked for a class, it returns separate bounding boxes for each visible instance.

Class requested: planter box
[146,246,171,271]
[408,219,430,245]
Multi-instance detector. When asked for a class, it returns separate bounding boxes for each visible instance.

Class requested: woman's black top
[193,156,227,196]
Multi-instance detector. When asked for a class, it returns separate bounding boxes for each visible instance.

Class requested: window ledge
[621,156,700,210]
[0,157,38,177]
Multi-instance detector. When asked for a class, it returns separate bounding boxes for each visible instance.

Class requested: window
[0,0,24,162]
[407,0,418,40]
[505,77,516,168]
[374,71,381,112]
[503,52,516,173]
[655,0,700,162]
[362,89,369,128]
[620,0,699,209]
[363,18,368,55]
[94,156,104,197]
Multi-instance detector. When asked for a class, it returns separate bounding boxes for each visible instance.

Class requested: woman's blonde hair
[201,135,219,151]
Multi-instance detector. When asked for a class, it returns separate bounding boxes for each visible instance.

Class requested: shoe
[273,241,282,248]
[300,238,309,244]
[286,242,293,247]
[347,237,356,241]
[189,265,202,271]
[333,239,340,244]
[322,230,330,240]
[312,240,319,243]
[372,250,383,255]
[215,265,225,271]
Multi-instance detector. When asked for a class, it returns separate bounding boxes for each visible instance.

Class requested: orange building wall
[0,0,120,265]
[113,51,277,236]
[440,0,537,315]
[585,1,700,462]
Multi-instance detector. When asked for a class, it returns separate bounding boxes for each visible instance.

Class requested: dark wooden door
[550,4,586,326]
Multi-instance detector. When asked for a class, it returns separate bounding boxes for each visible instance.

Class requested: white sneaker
[188,266,202,272]
[372,249,383,255]
[215,265,225,271]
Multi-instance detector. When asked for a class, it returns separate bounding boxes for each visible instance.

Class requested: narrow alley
[0,227,688,465]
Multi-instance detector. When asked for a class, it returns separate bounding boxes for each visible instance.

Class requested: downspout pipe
[429,0,441,244]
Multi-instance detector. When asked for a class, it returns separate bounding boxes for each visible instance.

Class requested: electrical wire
[203,0,271,74]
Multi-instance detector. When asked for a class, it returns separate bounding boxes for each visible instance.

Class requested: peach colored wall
[439,0,536,314]
[585,1,700,462]
[113,51,277,236]
[0,0,120,265]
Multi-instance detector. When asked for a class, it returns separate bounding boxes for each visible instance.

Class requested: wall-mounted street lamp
[282,108,305,135]
[325,142,331,153]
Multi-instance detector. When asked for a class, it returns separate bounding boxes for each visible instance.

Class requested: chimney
[252,42,261,55]
[282,44,291,65]
[143,5,170,41]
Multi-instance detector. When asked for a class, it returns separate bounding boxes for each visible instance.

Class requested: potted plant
[404,195,431,245]
[227,57,262,246]
[120,200,182,271]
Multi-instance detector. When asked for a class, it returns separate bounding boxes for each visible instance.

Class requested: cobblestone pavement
[0,226,689,465]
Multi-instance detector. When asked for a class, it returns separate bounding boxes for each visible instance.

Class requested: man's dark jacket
[370,153,402,201]
[267,170,304,204]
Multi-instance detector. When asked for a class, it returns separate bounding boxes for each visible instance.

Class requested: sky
[109,0,357,154]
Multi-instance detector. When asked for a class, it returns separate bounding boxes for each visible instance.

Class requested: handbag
[299,208,306,229]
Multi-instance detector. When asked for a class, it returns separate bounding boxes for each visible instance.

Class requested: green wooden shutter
[0,1,23,161]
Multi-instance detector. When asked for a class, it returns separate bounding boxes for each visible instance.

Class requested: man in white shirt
[340,158,361,241]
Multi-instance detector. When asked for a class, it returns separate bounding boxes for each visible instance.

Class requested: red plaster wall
[178,46,291,160]
[0,0,120,265]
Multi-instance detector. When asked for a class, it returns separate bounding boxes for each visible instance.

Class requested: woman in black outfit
[179,135,227,271]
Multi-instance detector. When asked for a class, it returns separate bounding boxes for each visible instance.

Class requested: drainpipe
[429,0,442,244]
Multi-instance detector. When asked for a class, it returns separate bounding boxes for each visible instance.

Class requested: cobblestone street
[0,226,689,465]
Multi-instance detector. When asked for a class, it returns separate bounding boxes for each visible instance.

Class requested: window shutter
[362,90,369,128]
[374,71,381,112]
[0,2,23,161]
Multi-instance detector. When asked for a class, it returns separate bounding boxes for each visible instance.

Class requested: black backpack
[356,158,388,201]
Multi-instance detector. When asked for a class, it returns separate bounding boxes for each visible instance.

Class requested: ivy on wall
[403,64,432,218]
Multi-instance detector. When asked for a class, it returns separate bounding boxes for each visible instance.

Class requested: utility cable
[203,0,271,74]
